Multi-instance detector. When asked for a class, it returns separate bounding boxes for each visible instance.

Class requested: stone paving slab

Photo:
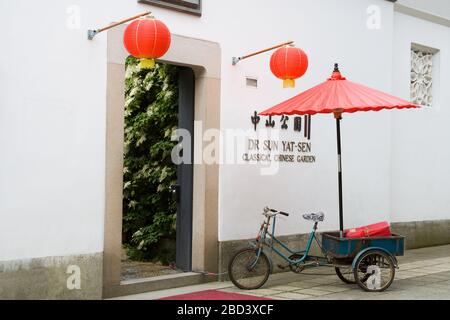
[294,288,335,296]
[220,287,282,297]
[287,281,323,289]
[268,285,304,292]
[310,284,353,293]
[270,292,313,300]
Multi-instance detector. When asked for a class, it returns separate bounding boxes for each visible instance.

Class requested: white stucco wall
[0,0,448,261]
[391,12,450,223]
[0,1,108,261]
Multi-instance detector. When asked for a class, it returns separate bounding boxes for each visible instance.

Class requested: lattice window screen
[411,49,434,107]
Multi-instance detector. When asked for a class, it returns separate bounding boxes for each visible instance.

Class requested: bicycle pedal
[277,264,289,270]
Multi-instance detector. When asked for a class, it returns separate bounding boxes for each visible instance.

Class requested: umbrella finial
[329,63,345,81]
[334,63,340,72]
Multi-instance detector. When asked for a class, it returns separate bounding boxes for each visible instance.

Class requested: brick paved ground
[113,245,450,300]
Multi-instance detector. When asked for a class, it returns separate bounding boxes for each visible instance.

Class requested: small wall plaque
[138,0,202,16]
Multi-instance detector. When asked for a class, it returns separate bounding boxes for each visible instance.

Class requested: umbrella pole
[334,111,344,238]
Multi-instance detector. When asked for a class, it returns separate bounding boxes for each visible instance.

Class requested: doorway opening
[120,57,194,281]
[103,30,221,298]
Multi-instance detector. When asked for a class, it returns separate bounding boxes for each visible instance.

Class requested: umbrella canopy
[260,64,417,116]
[260,64,419,237]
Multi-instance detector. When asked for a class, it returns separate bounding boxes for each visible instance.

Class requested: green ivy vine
[123,57,179,263]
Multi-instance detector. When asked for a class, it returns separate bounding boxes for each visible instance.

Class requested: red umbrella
[260,64,419,237]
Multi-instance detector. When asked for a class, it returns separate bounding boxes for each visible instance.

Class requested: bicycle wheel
[336,265,372,284]
[354,250,395,292]
[335,266,356,284]
[228,248,271,290]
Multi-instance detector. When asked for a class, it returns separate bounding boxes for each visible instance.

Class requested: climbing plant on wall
[123,57,179,263]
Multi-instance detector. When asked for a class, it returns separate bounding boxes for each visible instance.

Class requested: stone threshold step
[104,272,213,299]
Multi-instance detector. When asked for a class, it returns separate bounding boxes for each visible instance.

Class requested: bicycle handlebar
[279,211,290,217]
[265,207,290,217]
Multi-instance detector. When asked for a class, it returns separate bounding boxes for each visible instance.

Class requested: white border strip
[394,3,450,27]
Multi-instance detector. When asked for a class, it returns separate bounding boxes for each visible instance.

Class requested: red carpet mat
[160,289,273,300]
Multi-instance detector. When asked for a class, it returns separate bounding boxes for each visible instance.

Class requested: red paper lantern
[123,17,171,69]
[270,46,309,88]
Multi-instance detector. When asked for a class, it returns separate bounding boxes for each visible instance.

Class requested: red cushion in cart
[345,221,391,238]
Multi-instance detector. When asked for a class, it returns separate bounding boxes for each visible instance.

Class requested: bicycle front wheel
[228,248,271,290]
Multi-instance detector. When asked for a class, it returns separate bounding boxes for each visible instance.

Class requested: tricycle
[228,207,405,292]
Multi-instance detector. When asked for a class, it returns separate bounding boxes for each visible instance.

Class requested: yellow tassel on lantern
[140,58,156,69]
[283,79,295,88]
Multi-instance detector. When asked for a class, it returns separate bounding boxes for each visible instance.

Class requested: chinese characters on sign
[243,111,316,164]
[251,111,260,131]
[251,111,312,140]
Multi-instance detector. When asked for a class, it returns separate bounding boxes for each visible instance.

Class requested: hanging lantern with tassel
[270,46,308,88]
[123,16,171,69]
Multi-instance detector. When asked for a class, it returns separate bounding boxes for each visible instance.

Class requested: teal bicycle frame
[250,213,328,268]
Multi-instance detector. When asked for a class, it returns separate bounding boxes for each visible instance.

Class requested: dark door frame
[175,68,195,271]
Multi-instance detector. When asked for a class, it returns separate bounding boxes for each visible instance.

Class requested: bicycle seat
[303,212,325,222]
